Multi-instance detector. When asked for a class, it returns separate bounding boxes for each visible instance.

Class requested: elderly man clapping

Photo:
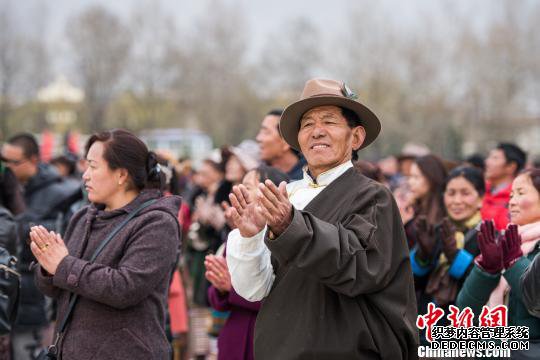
[225,79,419,360]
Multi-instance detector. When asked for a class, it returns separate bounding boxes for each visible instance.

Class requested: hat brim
[279,96,381,152]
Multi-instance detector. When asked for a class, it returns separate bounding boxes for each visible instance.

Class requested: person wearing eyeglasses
[1,133,80,360]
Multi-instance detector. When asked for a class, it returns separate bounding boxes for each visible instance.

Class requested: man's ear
[351,126,366,151]
[30,155,40,166]
[505,161,518,176]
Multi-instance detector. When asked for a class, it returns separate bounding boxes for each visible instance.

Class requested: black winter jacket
[15,164,80,328]
[0,206,17,255]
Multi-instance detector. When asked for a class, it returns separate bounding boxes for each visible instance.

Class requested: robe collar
[302,166,359,217]
[303,160,353,188]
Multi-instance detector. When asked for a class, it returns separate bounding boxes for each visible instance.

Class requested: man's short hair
[340,107,362,161]
[266,109,284,117]
[268,108,299,158]
[496,142,526,174]
[8,133,40,159]
[340,107,362,129]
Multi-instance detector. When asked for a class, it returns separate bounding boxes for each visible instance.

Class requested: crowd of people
[0,77,540,359]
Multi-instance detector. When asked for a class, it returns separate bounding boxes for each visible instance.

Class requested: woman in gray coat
[31,129,181,360]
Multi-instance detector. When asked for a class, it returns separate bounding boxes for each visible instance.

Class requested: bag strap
[88,200,156,263]
[49,198,157,353]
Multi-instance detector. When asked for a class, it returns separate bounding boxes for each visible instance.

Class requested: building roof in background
[37,75,84,103]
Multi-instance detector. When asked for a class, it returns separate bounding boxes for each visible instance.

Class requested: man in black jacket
[1,133,80,359]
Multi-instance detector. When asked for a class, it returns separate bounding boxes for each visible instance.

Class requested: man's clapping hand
[257,180,292,237]
[225,184,266,237]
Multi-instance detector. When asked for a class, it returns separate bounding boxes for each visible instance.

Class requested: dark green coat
[456,243,540,339]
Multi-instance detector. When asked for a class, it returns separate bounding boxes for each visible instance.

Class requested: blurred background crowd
[1,109,539,358]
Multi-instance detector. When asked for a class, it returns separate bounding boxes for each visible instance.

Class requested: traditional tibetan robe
[254,167,419,359]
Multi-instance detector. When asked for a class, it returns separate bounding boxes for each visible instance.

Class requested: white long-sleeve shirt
[226,160,354,301]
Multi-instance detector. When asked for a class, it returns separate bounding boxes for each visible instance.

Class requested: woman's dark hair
[253,164,290,185]
[414,154,448,225]
[445,166,485,197]
[219,147,233,174]
[0,166,25,215]
[465,153,485,172]
[85,129,164,191]
[520,168,540,194]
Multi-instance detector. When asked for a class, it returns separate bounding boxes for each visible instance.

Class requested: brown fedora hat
[279,78,381,151]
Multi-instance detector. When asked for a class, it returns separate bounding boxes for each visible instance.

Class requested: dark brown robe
[255,168,419,359]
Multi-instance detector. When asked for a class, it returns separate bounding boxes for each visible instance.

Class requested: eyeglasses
[0,156,28,166]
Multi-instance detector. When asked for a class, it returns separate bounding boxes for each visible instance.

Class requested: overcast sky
[9,0,496,57]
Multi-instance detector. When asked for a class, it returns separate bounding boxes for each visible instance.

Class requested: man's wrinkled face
[297,105,365,177]
[256,115,289,162]
[1,143,36,182]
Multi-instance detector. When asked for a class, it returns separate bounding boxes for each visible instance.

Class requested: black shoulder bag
[0,247,20,335]
[38,199,157,360]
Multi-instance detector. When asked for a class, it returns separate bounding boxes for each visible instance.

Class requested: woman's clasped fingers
[30,240,44,257]
[30,226,50,251]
